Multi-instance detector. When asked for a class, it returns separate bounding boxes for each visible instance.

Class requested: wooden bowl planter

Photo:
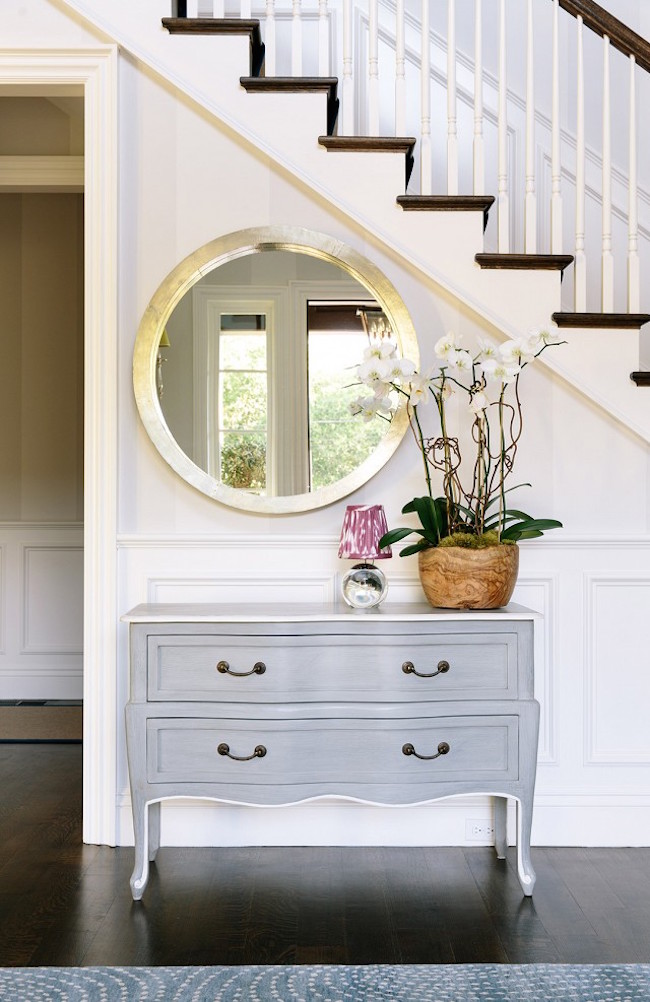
[418,543,519,609]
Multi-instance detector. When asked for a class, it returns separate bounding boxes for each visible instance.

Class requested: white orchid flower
[481,357,521,384]
[449,348,474,372]
[385,356,417,381]
[524,328,545,353]
[499,338,535,365]
[408,371,436,404]
[434,331,458,360]
[363,339,397,361]
[540,326,563,345]
[371,381,393,399]
[440,381,455,400]
[354,392,390,420]
[469,391,489,415]
[357,357,391,386]
[476,337,498,361]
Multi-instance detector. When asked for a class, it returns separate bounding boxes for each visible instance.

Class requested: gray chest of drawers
[123,602,539,899]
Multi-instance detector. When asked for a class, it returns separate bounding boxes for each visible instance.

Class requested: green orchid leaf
[501,518,562,541]
[402,496,443,544]
[379,527,416,547]
[510,529,545,540]
[399,540,433,557]
[484,509,533,531]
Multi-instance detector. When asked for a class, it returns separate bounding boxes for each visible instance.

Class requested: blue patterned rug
[0,965,649,1001]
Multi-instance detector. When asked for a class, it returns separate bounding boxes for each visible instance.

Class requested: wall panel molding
[584,573,650,765]
[21,545,83,655]
[118,533,650,550]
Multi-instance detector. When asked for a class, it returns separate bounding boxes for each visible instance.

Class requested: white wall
[4,0,650,848]
[115,46,650,849]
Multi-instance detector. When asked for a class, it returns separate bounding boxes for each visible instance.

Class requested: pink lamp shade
[338,504,392,561]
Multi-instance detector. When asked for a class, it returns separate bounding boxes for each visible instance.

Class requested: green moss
[437,530,516,549]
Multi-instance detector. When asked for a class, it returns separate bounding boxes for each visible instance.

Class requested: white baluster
[342,0,354,134]
[551,0,562,252]
[497,0,509,251]
[628,55,640,312]
[524,0,536,252]
[602,35,614,311]
[447,0,458,195]
[186,0,199,18]
[212,0,224,17]
[241,0,252,17]
[395,0,406,135]
[292,0,303,76]
[420,0,432,194]
[318,0,329,77]
[368,0,380,134]
[473,0,484,194]
[265,0,276,76]
[574,15,587,311]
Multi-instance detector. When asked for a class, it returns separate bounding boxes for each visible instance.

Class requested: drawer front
[146,714,519,786]
[147,633,518,702]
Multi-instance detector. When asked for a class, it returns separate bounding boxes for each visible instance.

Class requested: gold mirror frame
[133,226,419,514]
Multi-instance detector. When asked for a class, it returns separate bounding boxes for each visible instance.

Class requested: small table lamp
[338,504,392,610]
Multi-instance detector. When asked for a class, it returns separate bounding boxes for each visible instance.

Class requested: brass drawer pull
[402,741,450,761]
[216,660,266,677]
[402,659,450,678]
[217,742,267,761]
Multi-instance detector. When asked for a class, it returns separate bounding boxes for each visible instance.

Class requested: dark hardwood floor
[1,742,649,967]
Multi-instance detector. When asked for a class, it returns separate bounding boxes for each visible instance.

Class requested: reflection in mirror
[159,251,394,498]
[133,228,418,514]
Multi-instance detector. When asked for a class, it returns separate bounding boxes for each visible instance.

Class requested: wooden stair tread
[241,77,339,134]
[631,372,650,386]
[553,312,650,329]
[162,18,265,76]
[398,194,495,231]
[318,136,416,152]
[163,17,260,35]
[397,195,495,211]
[241,76,337,92]
[476,253,574,275]
[318,136,416,189]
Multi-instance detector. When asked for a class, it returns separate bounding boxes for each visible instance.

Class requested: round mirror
[133,227,419,513]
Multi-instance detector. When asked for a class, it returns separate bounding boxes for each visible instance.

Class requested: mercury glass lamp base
[341,563,388,610]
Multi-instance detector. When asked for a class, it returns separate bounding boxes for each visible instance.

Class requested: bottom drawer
[146,715,519,786]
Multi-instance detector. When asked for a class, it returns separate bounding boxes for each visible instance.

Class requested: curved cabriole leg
[130,794,150,901]
[516,795,536,897]
[148,801,161,863]
[494,796,508,859]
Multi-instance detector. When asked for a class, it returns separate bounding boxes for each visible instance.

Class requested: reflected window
[307,304,385,491]
[217,315,268,492]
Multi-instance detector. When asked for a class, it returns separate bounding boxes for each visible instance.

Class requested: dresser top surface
[122,602,538,624]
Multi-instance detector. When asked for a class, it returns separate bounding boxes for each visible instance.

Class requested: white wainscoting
[0,523,83,699]
[116,533,650,848]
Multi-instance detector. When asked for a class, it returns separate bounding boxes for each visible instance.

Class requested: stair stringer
[56,0,650,443]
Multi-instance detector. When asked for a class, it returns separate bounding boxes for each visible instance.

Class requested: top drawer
[146,632,518,702]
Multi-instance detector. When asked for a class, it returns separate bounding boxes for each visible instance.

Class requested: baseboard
[0,702,82,742]
[116,796,499,848]
[113,795,650,849]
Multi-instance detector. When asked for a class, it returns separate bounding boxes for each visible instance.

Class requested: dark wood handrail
[557,0,650,74]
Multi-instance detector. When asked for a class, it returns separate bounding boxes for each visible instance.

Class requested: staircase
[58,0,650,441]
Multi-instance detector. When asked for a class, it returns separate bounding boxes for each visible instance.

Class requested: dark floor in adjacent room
[1,742,649,967]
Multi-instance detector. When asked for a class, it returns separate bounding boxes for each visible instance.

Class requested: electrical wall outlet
[466,819,495,841]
